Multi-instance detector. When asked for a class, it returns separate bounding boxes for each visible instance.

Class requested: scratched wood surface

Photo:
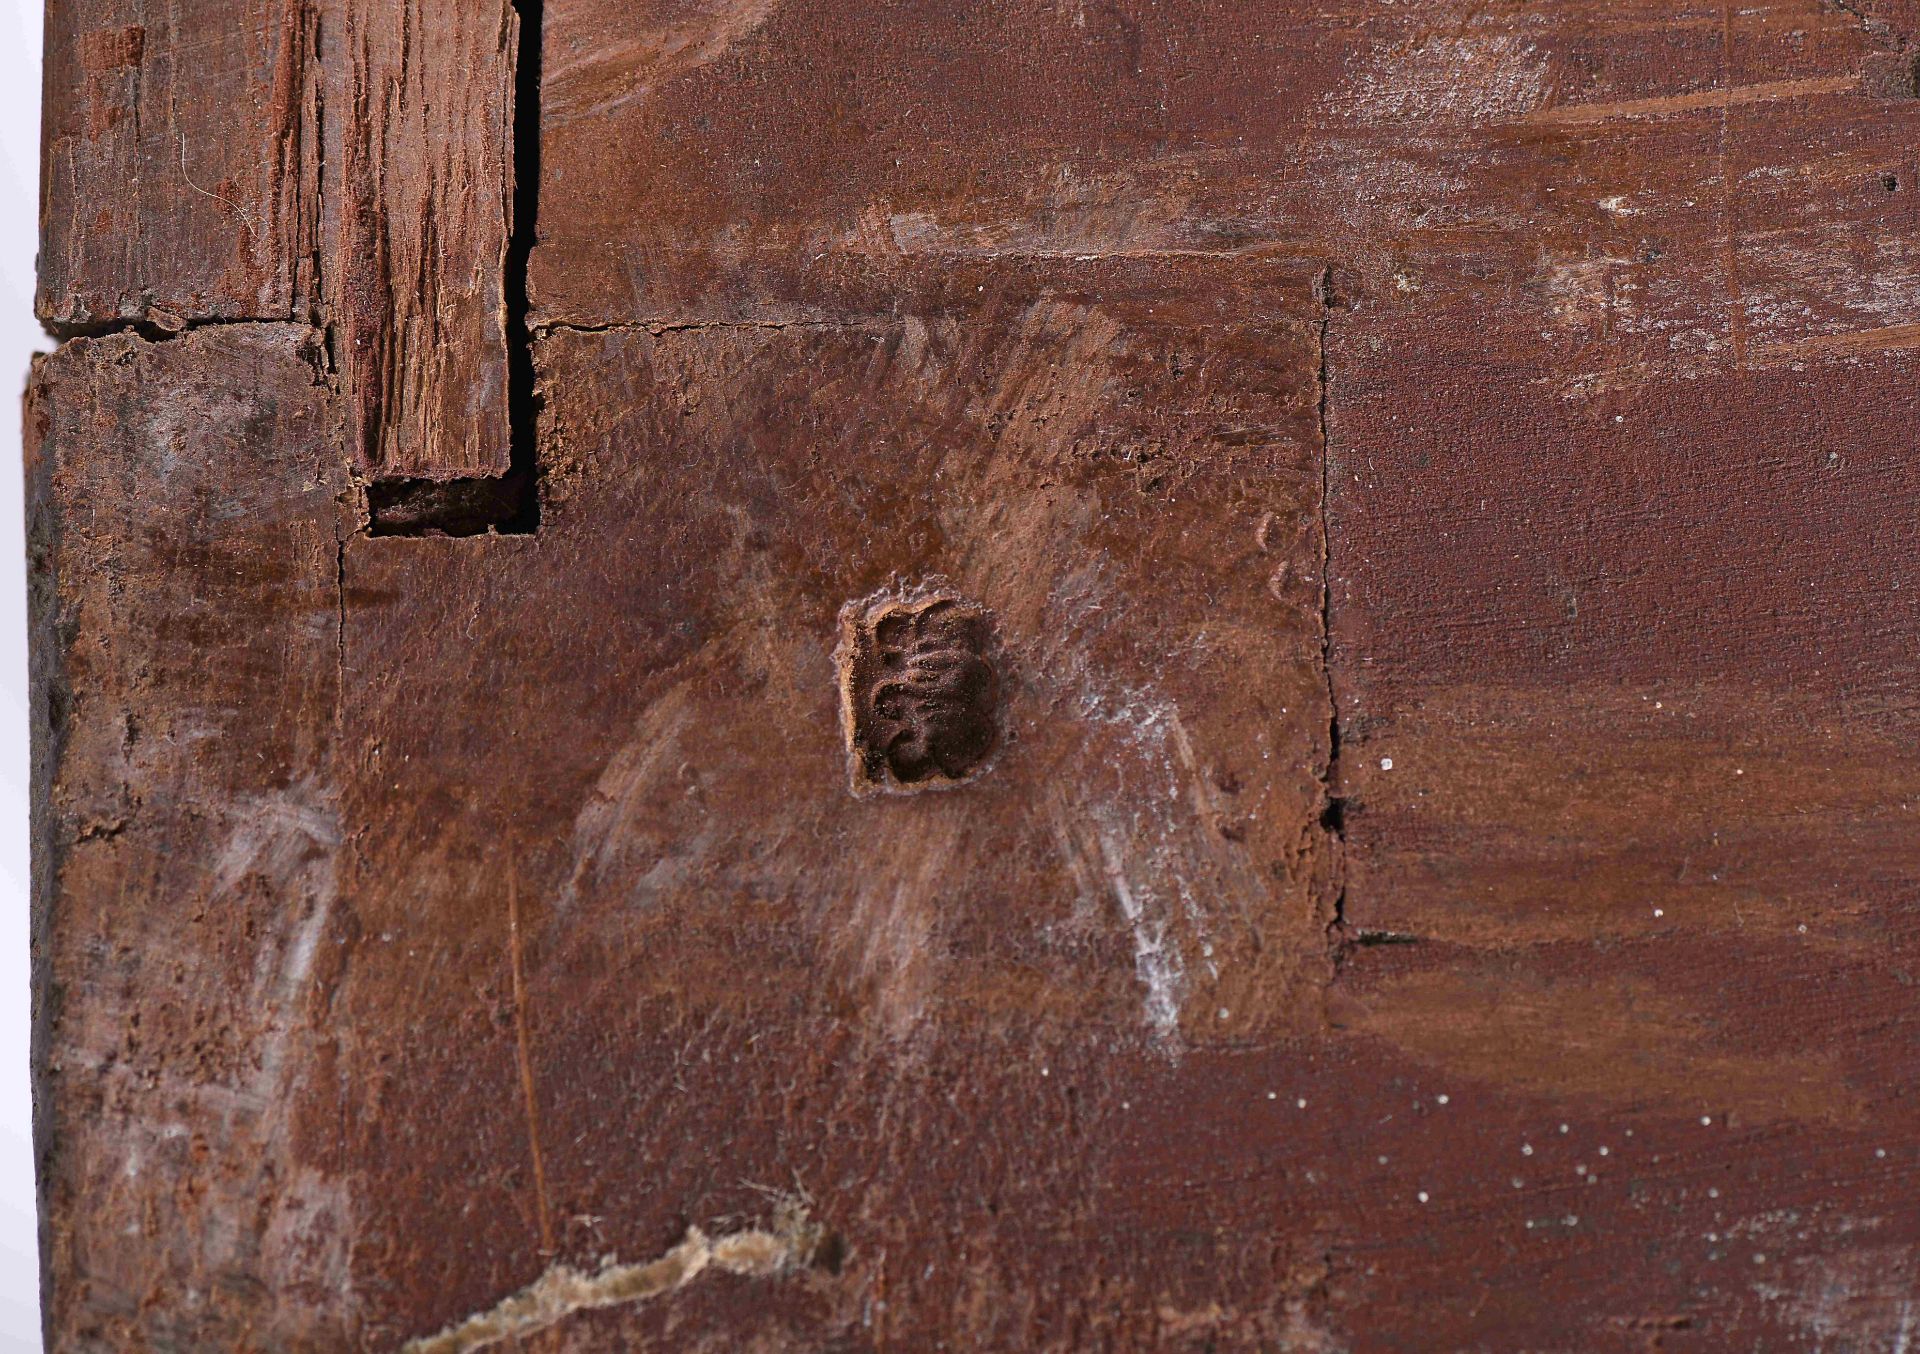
[29,0,1920,1349]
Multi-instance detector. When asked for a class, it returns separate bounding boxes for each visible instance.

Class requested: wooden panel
[39,0,518,478]
[1328,320,1920,946]
[532,0,1353,322]
[326,255,1333,1346]
[26,326,355,1351]
[531,0,1914,331]
[31,0,1920,1346]
[37,0,321,328]
[1313,0,1920,1345]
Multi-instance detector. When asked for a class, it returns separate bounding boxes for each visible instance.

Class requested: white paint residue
[1745,234,1920,352]
[213,786,340,898]
[1097,830,1184,1040]
[1034,558,1302,1047]
[1767,1244,1920,1351]
[832,815,961,1039]
[1323,32,1550,126]
[81,780,358,1333]
[545,0,779,120]
[558,684,702,911]
[216,783,343,1103]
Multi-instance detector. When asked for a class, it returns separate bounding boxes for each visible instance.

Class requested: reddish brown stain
[30,0,1920,1348]
[78,25,142,71]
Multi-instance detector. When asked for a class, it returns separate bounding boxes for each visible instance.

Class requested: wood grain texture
[37,0,322,329]
[30,0,1920,1347]
[40,0,518,477]
[1308,2,1920,1343]
[326,258,1334,1346]
[325,0,517,478]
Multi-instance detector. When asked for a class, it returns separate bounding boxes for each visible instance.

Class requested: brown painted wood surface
[28,0,1920,1349]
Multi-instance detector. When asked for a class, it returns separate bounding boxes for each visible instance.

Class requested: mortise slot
[366,472,538,538]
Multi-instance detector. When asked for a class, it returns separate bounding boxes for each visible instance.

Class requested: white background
[2,0,46,1346]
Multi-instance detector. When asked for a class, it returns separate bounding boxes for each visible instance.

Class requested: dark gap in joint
[366,472,538,538]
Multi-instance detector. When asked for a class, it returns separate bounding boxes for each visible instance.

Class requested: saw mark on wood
[506,868,554,1254]
[1520,74,1859,126]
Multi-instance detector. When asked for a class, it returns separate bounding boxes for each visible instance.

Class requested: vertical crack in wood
[334,537,348,712]
[1314,268,1349,965]
[506,868,555,1253]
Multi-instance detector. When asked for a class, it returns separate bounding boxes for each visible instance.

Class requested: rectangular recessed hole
[366,472,537,537]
